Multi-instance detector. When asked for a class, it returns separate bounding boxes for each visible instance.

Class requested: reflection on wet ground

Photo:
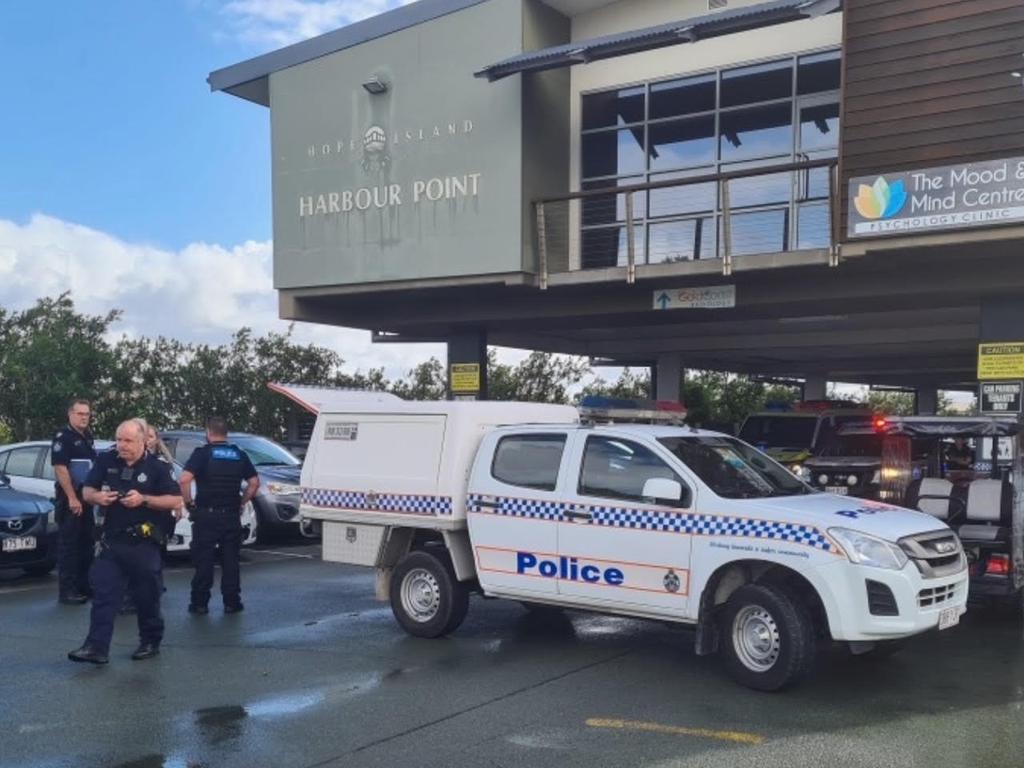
[4,552,1024,768]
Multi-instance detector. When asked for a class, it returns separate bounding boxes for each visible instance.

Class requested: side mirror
[0,471,9,487]
[642,477,688,506]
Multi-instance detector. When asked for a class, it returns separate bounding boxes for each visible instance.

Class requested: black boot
[131,643,160,661]
[68,645,109,665]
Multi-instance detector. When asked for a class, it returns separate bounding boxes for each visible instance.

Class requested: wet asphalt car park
[2,541,1023,768]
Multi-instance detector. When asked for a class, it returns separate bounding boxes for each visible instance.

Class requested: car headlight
[796,466,812,482]
[828,527,908,570]
[266,482,301,496]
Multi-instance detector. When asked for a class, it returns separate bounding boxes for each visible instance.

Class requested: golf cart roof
[838,415,1021,438]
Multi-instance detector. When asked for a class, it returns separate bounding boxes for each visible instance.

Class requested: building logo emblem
[361,125,390,174]
[854,176,907,220]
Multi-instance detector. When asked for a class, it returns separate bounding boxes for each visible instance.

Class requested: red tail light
[985,554,1011,576]
[873,416,887,431]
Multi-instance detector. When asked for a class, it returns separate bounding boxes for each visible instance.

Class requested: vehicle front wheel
[390,550,469,638]
[719,583,815,692]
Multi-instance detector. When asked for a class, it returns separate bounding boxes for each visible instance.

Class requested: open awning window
[474,0,841,82]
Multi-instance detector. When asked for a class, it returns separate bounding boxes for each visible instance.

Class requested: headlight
[817,474,829,486]
[846,474,858,487]
[796,466,811,481]
[266,482,301,496]
[828,527,908,570]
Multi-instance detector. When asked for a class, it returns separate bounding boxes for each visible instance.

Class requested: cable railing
[534,158,840,288]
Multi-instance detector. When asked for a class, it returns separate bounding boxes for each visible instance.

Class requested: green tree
[0,294,118,440]
[488,350,590,403]
[391,357,446,400]
[578,368,652,402]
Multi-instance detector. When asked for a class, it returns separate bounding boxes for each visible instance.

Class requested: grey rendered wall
[270,0,525,290]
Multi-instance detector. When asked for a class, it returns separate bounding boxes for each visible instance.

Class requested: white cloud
[0,213,444,379]
[220,0,414,49]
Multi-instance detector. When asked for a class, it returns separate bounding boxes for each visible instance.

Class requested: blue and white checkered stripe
[470,494,833,552]
[303,488,453,516]
[591,507,833,552]
[468,494,566,521]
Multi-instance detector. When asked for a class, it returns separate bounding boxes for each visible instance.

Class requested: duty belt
[196,505,241,514]
[104,522,166,547]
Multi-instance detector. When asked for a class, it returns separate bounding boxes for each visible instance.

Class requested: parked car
[0,470,57,576]
[159,431,306,540]
[0,440,257,554]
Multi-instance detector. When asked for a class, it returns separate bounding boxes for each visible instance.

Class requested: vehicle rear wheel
[23,561,56,577]
[719,583,815,692]
[390,550,469,638]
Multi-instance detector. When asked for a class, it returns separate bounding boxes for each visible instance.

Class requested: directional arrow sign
[652,285,736,310]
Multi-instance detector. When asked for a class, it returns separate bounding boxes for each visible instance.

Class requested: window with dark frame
[491,434,567,491]
[579,50,840,269]
[578,436,687,507]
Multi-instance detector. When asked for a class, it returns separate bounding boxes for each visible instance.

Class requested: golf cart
[864,416,1023,605]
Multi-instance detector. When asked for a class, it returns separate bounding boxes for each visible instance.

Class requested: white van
[299,400,968,691]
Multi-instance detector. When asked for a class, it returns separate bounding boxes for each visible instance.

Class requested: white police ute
[296,394,968,691]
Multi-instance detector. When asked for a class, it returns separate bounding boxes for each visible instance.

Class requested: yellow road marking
[586,718,764,745]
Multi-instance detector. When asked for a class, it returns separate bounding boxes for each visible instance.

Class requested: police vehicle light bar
[578,396,687,424]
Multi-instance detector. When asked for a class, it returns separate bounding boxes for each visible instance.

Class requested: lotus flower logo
[854,176,907,220]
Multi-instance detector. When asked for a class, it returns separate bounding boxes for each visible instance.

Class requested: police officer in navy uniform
[179,416,260,615]
[51,398,97,605]
[67,420,182,665]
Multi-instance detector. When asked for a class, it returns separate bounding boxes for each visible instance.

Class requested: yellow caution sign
[978,342,1024,380]
[450,363,481,393]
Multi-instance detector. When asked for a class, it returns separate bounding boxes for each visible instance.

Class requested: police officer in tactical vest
[179,416,260,615]
[51,398,98,605]
[68,420,182,664]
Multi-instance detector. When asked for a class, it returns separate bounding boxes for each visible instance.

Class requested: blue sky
[0,0,471,378]
[0,1,274,249]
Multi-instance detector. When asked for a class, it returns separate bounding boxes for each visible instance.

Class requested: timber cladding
[839,0,1024,240]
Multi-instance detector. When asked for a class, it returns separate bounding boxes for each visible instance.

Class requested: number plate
[938,606,960,631]
[825,486,849,496]
[2,536,37,553]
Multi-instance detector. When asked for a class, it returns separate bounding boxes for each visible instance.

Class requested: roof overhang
[475,0,841,82]
[207,0,490,106]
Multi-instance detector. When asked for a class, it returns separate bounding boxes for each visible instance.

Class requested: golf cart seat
[905,478,963,522]
[957,479,1013,544]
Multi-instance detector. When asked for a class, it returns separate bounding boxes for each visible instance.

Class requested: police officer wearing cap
[67,419,182,665]
[51,398,97,605]
[179,416,260,615]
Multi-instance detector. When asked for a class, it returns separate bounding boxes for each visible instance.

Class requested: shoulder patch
[53,442,62,452]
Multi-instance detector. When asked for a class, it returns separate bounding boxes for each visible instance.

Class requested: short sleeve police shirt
[184,443,257,509]
[84,451,180,532]
[50,426,96,500]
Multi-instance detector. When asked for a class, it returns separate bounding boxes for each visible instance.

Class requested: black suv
[160,431,307,540]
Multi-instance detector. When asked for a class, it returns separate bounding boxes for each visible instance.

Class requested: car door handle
[564,509,592,521]
[474,499,500,509]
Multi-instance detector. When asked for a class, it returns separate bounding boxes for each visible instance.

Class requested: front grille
[918,583,958,608]
[1,516,44,535]
[899,530,965,579]
[866,579,899,616]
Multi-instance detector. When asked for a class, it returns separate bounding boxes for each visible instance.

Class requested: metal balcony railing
[534,158,840,288]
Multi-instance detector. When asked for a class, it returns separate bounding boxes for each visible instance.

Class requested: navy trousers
[55,497,94,597]
[190,509,243,608]
[85,541,164,653]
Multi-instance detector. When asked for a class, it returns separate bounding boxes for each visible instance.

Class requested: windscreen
[817,434,883,458]
[232,436,301,467]
[738,416,816,449]
[658,436,812,499]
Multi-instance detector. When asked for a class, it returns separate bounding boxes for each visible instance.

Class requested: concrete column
[803,375,827,401]
[447,331,488,400]
[915,388,938,415]
[655,353,683,401]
